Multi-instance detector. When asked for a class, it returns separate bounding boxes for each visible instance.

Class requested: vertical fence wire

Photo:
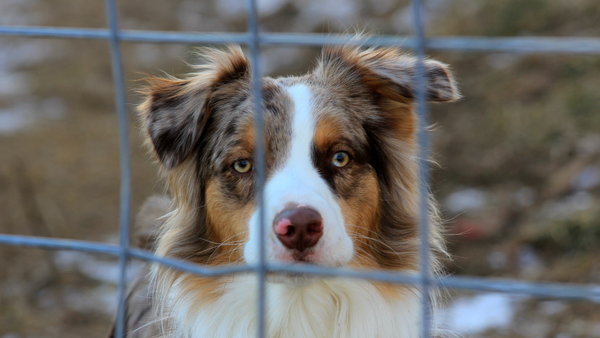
[244,1,267,337]
[411,0,433,336]
[104,0,130,337]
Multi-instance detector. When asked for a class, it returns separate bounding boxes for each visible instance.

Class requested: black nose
[273,207,323,251]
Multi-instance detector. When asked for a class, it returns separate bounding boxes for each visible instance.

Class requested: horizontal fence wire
[1,26,600,54]
[1,234,600,302]
[1,3,600,338]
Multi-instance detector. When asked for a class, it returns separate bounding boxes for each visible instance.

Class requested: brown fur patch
[337,169,381,267]
[205,178,254,263]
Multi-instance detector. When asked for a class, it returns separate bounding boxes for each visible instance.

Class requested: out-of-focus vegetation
[0,0,598,337]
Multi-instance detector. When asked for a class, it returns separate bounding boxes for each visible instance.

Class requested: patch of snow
[53,251,141,284]
[518,320,551,338]
[215,0,245,18]
[0,40,62,134]
[566,191,594,211]
[0,41,57,69]
[556,333,574,338]
[572,165,600,191]
[2,334,21,338]
[63,285,117,314]
[0,98,66,134]
[0,110,31,134]
[576,134,600,156]
[444,188,488,214]
[487,249,508,270]
[299,0,358,20]
[593,286,600,303]
[286,0,362,32]
[0,0,42,26]
[518,245,543,278]
[0,70,29,96]
[542,191,595,220]
[216,0,289,18]
[53,250,145,314]
[440,293,520,335]
[514,186,536,207]
[0,101,34,134]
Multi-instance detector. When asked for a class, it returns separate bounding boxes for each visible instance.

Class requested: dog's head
[140,45,459,280]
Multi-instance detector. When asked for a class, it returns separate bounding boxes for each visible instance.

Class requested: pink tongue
[274,218,292,235]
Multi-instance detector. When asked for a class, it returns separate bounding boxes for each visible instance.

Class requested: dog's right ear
[138,46,250,169]
[138,77,208,169]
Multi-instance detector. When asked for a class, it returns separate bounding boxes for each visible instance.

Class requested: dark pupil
[239,160,248,167]
[335,153,345,162]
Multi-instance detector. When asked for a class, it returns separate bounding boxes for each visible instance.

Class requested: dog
[113,43,460,338]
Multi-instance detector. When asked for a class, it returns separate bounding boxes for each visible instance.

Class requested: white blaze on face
[244,84,354,267]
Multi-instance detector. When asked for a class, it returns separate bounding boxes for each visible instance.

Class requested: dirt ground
[1,0,599,337]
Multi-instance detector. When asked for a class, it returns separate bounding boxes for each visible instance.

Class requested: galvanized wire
[410,0,433,335]
[2,233,600,301]
[2,233,600,300]
[1,2,600,338]
[244,0,268,337]
[104,0,131,337]
[2,26,600,54]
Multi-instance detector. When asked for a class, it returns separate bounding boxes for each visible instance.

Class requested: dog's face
[140,45,459,279]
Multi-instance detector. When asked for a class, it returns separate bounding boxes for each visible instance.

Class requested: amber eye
[331,151,350,168]
[233,159,252,173]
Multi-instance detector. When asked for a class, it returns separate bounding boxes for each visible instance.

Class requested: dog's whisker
[129,315,174,335]
[346,229,404,259]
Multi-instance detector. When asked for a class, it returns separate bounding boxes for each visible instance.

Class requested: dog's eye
[233,159,253,173]
[331,151,350,168]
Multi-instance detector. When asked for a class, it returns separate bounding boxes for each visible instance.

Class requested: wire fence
[0,0,600,337]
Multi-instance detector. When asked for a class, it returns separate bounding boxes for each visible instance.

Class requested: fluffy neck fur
[167,276,421,338]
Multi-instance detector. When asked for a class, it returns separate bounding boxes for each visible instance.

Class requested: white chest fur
[170,276,421,338]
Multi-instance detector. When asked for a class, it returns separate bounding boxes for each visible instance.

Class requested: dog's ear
[138,46,250,169]
[317,46,460,102]
[138,77,207,169]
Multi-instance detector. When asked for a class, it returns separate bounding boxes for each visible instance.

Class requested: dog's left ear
[317,46,461,102]
[138,46,250,169]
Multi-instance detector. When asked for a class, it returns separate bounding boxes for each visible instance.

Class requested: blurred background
[0,0,599,337]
